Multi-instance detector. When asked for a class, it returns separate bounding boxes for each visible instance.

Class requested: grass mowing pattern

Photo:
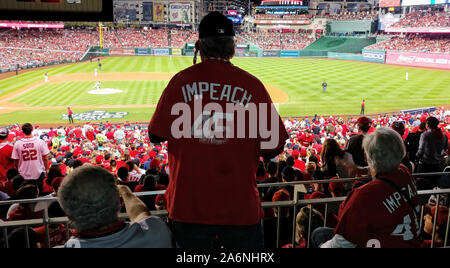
[0,56,449,124]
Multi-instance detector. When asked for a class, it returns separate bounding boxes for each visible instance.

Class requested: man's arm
[320,234,356,248]
[117,185,151,222]
[415,132,426,159]
[261,146,284,160]
[148,130,167,144]
[42,154,49,174]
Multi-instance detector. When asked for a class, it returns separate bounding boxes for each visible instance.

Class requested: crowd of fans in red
[0,106,449,248]
[240,31,315,50]
[366,34,450,54]
[0,28,98,70]
[322,10,379,21]
[254,14,313,20]
[0,27,196,70]
[390,10,450,28]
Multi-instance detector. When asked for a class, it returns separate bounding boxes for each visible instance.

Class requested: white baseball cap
[0,128,8,137]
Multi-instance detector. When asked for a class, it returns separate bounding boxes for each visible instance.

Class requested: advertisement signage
[379,0,401,7]
[0,22,64,29]
[169,3,191,23]
[385,50,450,69]
[281,51,300,57]
[110,49,135,55]
[227,16,242,24]
[254,20,310,25]
[385,27,450,33]
[172,48,182,56]
[227,10,238,15]
[152,48,170,55]
[143,2,154,21]
[62,111,129,121]
[153,2,164,22]
[362,49,385,63]
[137,48,150,55]
[401,0,449,5]
[262,50,279,57]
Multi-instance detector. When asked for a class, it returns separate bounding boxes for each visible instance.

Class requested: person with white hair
[311,127,421,248]
[59,164,174,248]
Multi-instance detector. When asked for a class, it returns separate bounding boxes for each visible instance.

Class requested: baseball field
[0,55,449,125]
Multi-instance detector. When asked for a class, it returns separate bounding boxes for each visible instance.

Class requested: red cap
[149,158,161,169]
[356,116,371,126]
[329,177,345,195]
[149,150,157,158]
[300,148,307,157]
[305,191,326,200]
[291,149,300,159]
[272,189,291,202]
[95,155,104,164]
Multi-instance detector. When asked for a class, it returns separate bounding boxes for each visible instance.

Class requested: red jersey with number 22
[11,137,50,180]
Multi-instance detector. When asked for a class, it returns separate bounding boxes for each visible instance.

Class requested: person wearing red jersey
[299,129,315,147]
[11,123,50,194]
[148,12,288,248]
[0,128,15,182]
[311,128,421,248]
[67,107,74,124]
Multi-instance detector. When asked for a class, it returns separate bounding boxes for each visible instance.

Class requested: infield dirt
[0,72,289,114]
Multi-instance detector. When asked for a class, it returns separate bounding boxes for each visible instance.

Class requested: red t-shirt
[299,134,314,147]
[74,128,83,139]
[0,142,14,181]
[8,206,43,221]
[34,224,73,248]
[335,164,421,248]
[149,60,288,225]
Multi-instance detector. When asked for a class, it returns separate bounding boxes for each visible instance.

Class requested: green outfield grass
[0,56,449,125]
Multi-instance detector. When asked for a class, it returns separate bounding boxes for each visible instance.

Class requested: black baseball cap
[199,11,235,39]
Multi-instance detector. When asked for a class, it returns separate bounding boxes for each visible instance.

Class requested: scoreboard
[0,0,113,21]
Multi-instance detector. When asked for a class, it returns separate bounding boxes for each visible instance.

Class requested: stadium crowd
[366,34,450,54]
[323,10,379,21]
[389,10,450,28]
[240,31,315,50]
[0,27,181,70]
[254,14,313,20]
[0,28,98,70]
[0,106,449,248]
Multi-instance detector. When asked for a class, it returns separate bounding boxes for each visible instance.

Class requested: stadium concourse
[0,107,449,248]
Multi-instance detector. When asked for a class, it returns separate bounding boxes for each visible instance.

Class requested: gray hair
[58,164,120,232]
[362,127,406,174]
[199,36,235,59]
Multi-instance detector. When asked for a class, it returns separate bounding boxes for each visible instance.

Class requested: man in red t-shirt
[148,12,288,248]
[67,107,74,124]
[0,128,15,196]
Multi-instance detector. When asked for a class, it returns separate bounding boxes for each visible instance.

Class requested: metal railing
[1,172,449,248]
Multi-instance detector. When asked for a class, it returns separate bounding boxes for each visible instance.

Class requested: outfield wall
[385,50,450,70]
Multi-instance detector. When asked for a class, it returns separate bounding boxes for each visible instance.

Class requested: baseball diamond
[0,56,448,125]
